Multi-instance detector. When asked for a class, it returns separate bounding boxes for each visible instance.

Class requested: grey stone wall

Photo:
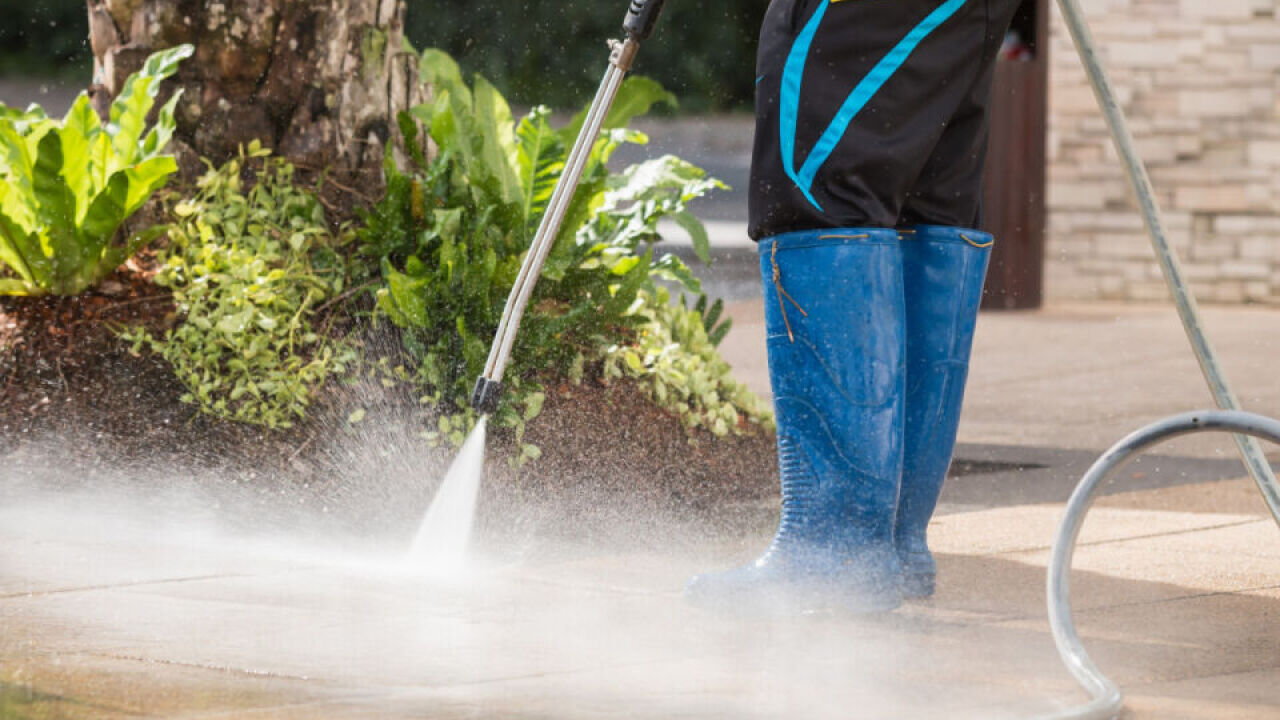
[1045,0,1280,304]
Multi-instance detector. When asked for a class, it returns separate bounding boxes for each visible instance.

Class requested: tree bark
[86,0,424,183]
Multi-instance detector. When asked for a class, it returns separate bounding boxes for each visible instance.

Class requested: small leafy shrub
[123,143,355,428]
[360,49,770,456]
[605,289,773,436]
[0,44,192,296]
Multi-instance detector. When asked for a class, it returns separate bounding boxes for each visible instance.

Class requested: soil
[0,266,779,551]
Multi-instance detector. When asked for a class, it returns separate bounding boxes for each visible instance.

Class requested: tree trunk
[86,0,424,184]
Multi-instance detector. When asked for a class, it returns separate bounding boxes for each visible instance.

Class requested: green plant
[0,44,192,296]
[604,288,773,436]
[123,143,355,429]
[360,49,769,457]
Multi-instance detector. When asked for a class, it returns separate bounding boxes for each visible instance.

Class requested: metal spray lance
[470,0,668,414]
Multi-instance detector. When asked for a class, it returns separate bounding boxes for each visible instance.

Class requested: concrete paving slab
[1096,477,1277,516]
[1049,591,1280,689]
[1126,668,1280,720]
[0,501,1096,719]
[3,652,343,719]
[929,504,1258,557]
[3,489,1276,719]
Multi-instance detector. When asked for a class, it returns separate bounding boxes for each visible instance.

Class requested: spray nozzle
[470,377,503,415]
[623,0,666,41]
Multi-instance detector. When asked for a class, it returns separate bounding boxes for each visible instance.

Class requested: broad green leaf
[0,172,35,233]
[415,94,459,159]
[140,43,196,79]
[0,277,31,295]
[522,391,545,422]
[32,131,84,284]
[560,75,676,143]
[0,205,40,285]
[0,121,38,196]
[419,49,472,111]
[587,128,645,178]
[216,307,255,335]
[652,253,702,295]
[673,210,711,264]
[542,183,604,281]
[124,155,179,215]
[114,223,169,269]
[602,76,677,132]
[606,155,720,204]
[79,171,130,264]
[384,264,431,327]
[108,44,193,171]
[515,107,563,230]
[609,255,641,276]
[599,248,652,318]
[139,89,183,159]
[434,207,463,239]
[58,93,101,217]
[470,75,522,207]
[108,75,154,170]
[88,119,113,189]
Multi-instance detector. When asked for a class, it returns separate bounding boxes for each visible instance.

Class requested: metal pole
[1053,0,1280,526]
[482,57,631,383]
[472,0,667,414]
[480,58,623,381]
[471,40,640,414]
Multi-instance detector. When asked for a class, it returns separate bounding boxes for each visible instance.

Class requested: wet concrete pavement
[4,478,1274,720]
[4,301,1280,718]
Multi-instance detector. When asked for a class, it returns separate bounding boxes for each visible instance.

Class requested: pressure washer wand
[471,0,667,415]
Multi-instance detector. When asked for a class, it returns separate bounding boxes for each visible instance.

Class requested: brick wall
[1045,0,1280,304]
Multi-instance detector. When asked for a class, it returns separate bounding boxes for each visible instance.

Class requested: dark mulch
[0,270,778,551]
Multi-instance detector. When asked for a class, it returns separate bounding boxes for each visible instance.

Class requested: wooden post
[980,0,1049,310]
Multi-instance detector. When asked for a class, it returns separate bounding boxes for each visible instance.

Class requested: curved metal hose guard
[1043,410,1280,720]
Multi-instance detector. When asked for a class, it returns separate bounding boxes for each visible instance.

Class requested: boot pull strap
[771,241,809,343]
[960,233,994,249]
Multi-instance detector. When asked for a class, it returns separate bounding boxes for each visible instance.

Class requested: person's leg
[685,229,907,613]
[690,0,1011,613]
[894,1,1020,597]
[895,225,992,597]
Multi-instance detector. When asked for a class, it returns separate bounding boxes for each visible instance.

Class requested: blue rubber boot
[685,228,906,614]
[896,225,993,598]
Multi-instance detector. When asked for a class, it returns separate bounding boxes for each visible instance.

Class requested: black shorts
[748,0,1020,239]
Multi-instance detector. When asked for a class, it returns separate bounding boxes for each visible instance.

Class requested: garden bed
[0,46,780,553]
[0,277,777,547]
